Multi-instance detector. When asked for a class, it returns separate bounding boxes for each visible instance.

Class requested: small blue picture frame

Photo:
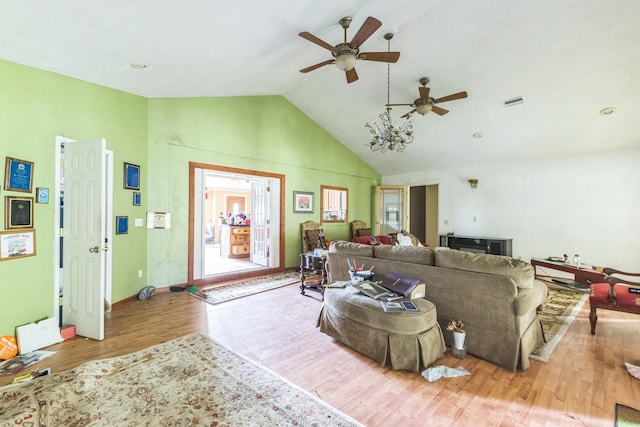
[36,187,49,204]
[124,162,140,190]
[116,216,128,234]
[133,191,141,206]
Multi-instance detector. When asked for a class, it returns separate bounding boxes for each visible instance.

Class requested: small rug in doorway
[190,271,300,305]
[0,333,362,426]
[530,285,588,362]
[616,403,640,426]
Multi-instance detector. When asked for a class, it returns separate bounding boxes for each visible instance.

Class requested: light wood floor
[2,282,639,426]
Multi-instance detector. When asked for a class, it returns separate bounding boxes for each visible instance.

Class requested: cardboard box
[407,283,426,299]
[60,325,76,340]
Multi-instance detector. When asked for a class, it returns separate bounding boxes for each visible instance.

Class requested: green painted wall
[0,59,148,336]
[0,58,380,337]
[147,96,380,286]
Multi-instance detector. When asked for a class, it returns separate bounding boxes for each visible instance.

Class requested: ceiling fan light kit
[298,16,400,83]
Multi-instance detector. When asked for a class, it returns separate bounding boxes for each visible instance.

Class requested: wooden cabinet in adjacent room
[220,225,250,258]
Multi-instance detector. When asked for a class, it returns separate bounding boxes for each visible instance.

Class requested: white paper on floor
[421,365,471,382]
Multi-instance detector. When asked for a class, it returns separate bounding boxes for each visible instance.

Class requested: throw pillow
[396,233,413,246]
[356,228,373,237]
[305,229,321,248]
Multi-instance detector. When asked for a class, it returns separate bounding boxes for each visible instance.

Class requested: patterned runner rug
[190,271,300,305]
[0,333,362,426]
[530,285,588,362]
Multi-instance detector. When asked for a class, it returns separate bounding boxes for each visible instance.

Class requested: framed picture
[133,191,141,206]
[5,196,34,229]
[36,187,49,204]
[116,216,129,234]
[4,157,34,193]
[0,229,36,261]
[123,162,140,190]
[293,191,314,214]
[146,211,171,229]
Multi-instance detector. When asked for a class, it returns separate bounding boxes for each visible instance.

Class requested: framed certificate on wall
[4,157,34,193]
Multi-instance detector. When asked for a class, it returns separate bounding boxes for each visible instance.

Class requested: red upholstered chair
[589,267,640,334]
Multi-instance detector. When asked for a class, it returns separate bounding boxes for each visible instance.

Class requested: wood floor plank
[1,282,639,426]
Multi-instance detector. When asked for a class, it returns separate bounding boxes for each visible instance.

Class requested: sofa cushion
[374,244,435,266]
[330,240,375,257]
[434,247,534,289]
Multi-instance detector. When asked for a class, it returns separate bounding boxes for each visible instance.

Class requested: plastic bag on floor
[421,365,471,382]
[625,362,640,380]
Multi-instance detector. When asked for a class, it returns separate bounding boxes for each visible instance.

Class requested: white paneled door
[62,139,112,341]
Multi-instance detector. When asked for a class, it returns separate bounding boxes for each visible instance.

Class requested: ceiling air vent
[503,96,524,108]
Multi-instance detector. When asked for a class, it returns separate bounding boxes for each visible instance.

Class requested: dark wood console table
[531,258,605,291]
[299,252,327,297]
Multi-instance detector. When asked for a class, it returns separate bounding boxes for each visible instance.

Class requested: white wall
[383,147,640,271]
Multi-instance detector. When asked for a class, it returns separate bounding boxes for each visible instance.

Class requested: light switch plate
[135,218,144,227]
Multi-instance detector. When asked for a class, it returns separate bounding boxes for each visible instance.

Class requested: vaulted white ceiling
[1,0,638,175]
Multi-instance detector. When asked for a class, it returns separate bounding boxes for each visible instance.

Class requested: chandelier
[365,33,414,153]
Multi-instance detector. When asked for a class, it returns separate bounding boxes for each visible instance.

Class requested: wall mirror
[320,185,348,224]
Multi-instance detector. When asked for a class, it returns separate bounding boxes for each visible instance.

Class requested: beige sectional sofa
[325,241,549,371]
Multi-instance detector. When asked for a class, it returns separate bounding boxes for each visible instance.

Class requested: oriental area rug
[530,285,588,362]
[190,271,300,305]
[0,333,362,426]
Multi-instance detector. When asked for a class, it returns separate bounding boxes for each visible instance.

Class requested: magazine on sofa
[353,281,396,300]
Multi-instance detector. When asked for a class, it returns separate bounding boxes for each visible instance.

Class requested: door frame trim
[187,162,286,286]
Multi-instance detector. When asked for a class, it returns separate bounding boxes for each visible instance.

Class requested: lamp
[468,179,478,189]
[334,44,357,71]
[415,99,434,115]
[365,33,414,153]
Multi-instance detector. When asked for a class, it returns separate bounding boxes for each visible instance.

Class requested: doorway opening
[188,163,285,286]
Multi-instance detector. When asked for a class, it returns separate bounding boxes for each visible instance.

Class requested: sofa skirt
[317,290,445,372]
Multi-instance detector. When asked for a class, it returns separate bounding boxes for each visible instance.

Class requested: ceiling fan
[387,77,468,118]
[298,16,400,83]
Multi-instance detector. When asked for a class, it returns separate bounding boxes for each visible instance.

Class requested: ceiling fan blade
[358,51,400,63]
[419,86,430,99]
[350,16,382,48]
[385,103,414,107]
[434,91,468,104]
[432,105,449,116]
[346,67,358,83]
[298,32,336,52]
[299,59,335,73]
[401,109,417,119]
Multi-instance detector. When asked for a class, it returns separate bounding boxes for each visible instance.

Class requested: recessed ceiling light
[130,62,150,70]
[472,132,483,139]
[599,107,616,115]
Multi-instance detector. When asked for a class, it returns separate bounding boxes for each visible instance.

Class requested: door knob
[89,246,100,253]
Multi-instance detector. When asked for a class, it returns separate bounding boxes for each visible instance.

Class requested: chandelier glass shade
[365,108,414,152]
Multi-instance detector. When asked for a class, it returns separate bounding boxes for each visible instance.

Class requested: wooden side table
[299,252,327,297]
[531,258,605,290]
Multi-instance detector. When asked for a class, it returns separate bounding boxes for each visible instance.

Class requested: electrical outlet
[444,220,449,225]
[138,269,143,278]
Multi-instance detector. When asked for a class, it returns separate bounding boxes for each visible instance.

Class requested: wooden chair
[350,220,369,240]
[301,220,324,253]
[589,267,640,334]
